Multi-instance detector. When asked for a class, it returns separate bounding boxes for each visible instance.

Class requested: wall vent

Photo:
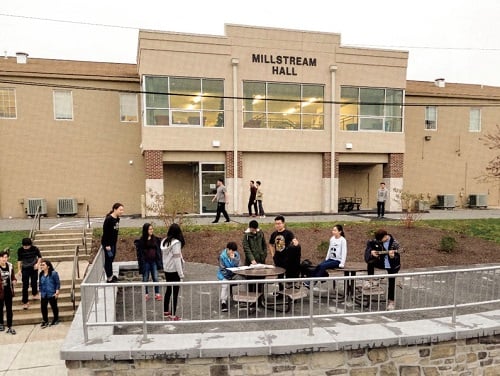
[24,198,47,216]
[436,194,455,209]
[469,194,488,208]
[57,197,78,216]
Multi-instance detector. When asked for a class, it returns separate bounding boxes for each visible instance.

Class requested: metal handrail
[28,205,42,239]
[70,245,80,311]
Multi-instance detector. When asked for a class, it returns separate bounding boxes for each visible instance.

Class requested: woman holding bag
[161,223,185,321]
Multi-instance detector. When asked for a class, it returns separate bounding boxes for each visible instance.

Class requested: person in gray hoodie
[242,220,267,292]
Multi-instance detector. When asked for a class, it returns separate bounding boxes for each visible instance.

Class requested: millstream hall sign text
[252,54,317,76]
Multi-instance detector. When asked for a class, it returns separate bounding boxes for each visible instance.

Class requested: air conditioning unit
[436,194,455,209]
[57,197,78,216]
[469,194,488,208]
[24,198,47,217]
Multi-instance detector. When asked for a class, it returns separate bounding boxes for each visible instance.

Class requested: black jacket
[364,235,401,271]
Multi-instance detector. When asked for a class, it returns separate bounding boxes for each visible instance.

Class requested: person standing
[101,203,124,283]
[268,215,301,289]
[0,250,17,335]
[161,223,185,321]
[364,229,401,311]
[134,223,163,301]
[211,178,230,223]
[304,224,347,288]
[217,242,243,312]
[242,220,267,292]
[17,237,42,309]
[38,260,60,328]
[255,181,265,218]
[376,182,388,218]
[247,180,258,217]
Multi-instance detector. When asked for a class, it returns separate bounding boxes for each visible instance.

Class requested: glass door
[200,163,225,214]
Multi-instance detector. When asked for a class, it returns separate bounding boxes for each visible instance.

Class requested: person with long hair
[101,203,124,283]
[304,224,347,288]
[38,259,60,328]
[0,250,17,335]
[160,223,185,321]
[134,223,163,301]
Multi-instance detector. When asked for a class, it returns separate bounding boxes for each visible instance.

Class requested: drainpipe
[330,65,338,213]
[231,58,239,214]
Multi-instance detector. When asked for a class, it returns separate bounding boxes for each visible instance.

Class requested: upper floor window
[143,76,224,127]
[243,81,324,130]
[0,88,17,119]
[425,106,437,130]
[340,87,403,132]
[469,108,481,132]
[120,93,138,122]
[53,90,73,120]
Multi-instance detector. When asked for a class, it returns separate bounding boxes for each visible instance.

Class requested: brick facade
[384,153,404,179]
[144,150,163,179]
[322,153,331,178]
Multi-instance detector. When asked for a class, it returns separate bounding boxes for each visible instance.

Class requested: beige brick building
[0,25,498,218]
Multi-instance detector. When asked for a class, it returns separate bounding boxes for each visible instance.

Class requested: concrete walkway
[0,208,498,375]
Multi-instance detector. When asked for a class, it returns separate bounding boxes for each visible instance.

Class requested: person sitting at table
[268,215,301,290]
[216,242,243,312]
[242,220,267,292]
[304,224,347,289]
[364,228,401,311]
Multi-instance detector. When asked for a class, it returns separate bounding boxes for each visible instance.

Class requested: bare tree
[478,124,500,183]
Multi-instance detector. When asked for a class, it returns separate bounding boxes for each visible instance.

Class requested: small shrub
[439,236,457,253]
[316,240,329,257]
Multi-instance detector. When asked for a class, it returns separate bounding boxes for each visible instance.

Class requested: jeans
[0,287,13,327]
[248,200,257,216]
[21,266,39,304]
[377,201,385,217]
[41,296,59,323]
[103,245,116,278]
[256,200,265,216]
[367,263,398,301]
[313,259,340,278]
[142,261,159,294]
[164,272,181,315]
[214,202,230,222]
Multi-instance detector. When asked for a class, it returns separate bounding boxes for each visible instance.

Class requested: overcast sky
[2,0,500,86]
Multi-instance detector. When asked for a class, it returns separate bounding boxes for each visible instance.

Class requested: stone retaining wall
[66,335,500,375]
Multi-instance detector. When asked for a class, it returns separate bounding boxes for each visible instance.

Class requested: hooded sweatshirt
[242,228,267,265]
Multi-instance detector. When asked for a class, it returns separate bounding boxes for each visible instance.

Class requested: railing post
[451,272,458,326]
[142,285,148,342]
[308,278,314,336]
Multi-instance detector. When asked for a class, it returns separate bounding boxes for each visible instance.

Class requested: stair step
[12,310,77,326]
[12,299,79,313]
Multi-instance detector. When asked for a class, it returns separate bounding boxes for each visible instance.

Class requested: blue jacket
[217,249,240,280]
[39,271,61,299]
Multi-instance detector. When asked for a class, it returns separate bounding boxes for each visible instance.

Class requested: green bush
[439,236,457,253]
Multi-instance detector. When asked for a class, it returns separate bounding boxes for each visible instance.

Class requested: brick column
[384,153,404,212]
[144,150,164,217]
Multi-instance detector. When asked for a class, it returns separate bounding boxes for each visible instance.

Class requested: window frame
[469,108,481,132]
[120,93,139,122]
[143,76,224,128]
[242,81,325,130]
[0,87,17,119]
[53,90,74,121]
[424,106,437,131]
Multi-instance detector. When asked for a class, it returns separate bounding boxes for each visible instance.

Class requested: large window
[469,108,481,132]
[120,93,138,122]
[0,88,16,119]
[144,76,224,127]
[243,81,324,130]
[340,87,403,132]
[424,106,437,130]
[53,90,73,120]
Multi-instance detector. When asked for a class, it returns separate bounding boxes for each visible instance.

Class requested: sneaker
[387,301,395,311]
[302,281,310,289]
[154,294,162,301]
[260,215,266,218]
[6,327,16,335]
[221,302,228,312]
[145,294,150,301]
[32,294,40,300]
[170,315,181,321]
[23,303,29,310]
[211,220,219,223]
[50,320,60,326]
[224,220,231,223]
[0,324,4,331]
[163,311,172,318]
[111,275,118,282]
[40,321,49,329]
